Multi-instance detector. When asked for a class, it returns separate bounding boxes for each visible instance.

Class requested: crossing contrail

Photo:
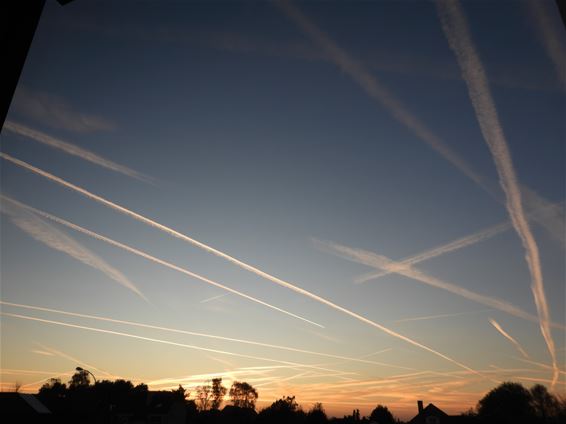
[0,195,322,328]
[1,197,148,302]
[358,200,562,284]
[276,0,565,246]
[316,239,564,331]
[489,319,530,359]
[3,121,153,183]
[357,221,511,283]
[0,300,410,371]
[436,0,558,388]
[0,155,478,374]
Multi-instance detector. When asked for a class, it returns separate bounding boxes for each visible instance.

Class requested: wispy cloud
[0,196,148,302]
[0,154,479,375]
[3,121,152,183]
[11,86,115,133]
[528,0,566,89]
[1,196,322,328]
[436,0,558,388]
[489,319,530,359]
[315,239,564,331]
[277,0,564,247]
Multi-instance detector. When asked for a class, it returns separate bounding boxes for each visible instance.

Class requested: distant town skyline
[1,0,564,419]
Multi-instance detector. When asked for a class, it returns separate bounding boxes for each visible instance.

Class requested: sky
[0,0,564,419]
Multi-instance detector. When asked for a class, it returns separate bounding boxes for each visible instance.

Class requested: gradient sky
[1,0,564,419]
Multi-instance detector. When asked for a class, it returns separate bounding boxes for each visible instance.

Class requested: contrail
[0,197,148,303]
[0,300,411,371]
[436,0,558,388]
[276,0,565,246]
[358,200,562,284]
[489,319,530,359]
[0,156,478,374]
[528,0,566,89]
[200,293,230,304]
[0,312,351,373]
[316,240,564,331]
[34,342,117,380]
[3,121,153,184]
[394,309,494,323]
[357,221,511,283]
[0,195,322,328]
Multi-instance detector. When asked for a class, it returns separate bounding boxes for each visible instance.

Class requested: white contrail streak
[436,0,558,388]
[0,197,148,302]
[357,221,511,283]
[277,0,565,246]
[200,293,230,304]
[528,0,566,88]
[358,200,561,284]
[0,300,410,370]
[0,195,322,328]
[3,121,152,183]
[394,310,493,323]
[0,157,478,375]
[0,312,347,373]
[317,240,564,331]
[489,319,530,359]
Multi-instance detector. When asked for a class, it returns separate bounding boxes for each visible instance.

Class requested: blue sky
[1,0,564,419]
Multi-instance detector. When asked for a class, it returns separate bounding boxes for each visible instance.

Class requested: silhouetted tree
[171,384,188,402]
[258,395,306,424]
[230,381,259,409]
[196,381,213,411]
[68,369,91,389]
[477,381,536,424]
[530,384,559,423]
[211,378,227,410]
[369,404,394,424]
[38,378,68,413]
[307,402,327,424]
[196,378,227,411]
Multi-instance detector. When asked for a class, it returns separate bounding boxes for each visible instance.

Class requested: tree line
[35,370,566,423]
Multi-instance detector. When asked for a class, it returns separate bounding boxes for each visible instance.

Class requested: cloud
[0,154,480,375]
[11,86,115,133]
[489,319,530,359]
[3,121,153,183]
[315,239,564,331]
[277,0,564,247]
[0,196,148,302]
[436,0,558,388]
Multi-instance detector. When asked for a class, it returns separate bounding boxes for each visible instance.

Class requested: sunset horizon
[1,0,564,422]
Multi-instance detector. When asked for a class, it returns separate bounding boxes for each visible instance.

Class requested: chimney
[418,400,424,414]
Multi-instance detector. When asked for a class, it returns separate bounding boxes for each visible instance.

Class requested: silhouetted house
[0,392,53,422]
[408,400,477,424]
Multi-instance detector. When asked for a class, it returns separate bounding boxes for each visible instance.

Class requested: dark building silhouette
[408,400,476,424]
[0,392,53,422]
